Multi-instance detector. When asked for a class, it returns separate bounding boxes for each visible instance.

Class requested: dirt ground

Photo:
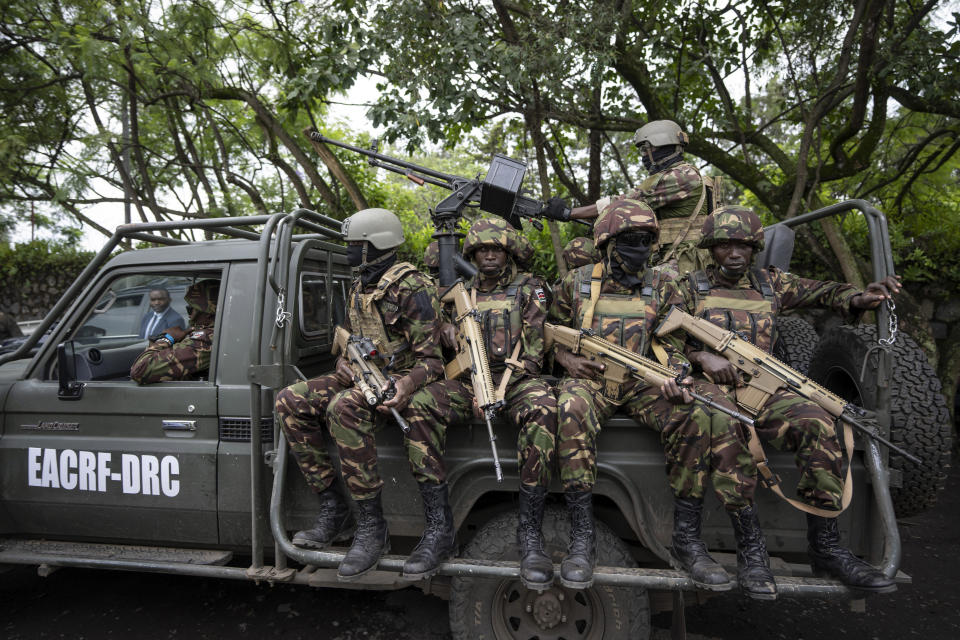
[2,465,958,640]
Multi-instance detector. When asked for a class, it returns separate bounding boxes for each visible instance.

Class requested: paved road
[3,465,958,640]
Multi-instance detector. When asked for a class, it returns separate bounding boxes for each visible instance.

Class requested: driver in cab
[130,279,219,384]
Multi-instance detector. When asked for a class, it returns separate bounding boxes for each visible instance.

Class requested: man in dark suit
[139,288,185,338]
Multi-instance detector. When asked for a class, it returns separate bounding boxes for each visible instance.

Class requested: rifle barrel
[688,390,756,427]
[309,131,457,185]
[839,413,921,465]
[391,407,411,434]
[484,413,504,483]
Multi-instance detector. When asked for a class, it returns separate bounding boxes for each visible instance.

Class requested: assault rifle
[441,282,504,482]
[655,307,921,464]
[544,323,756,425]
[332,326,411,434]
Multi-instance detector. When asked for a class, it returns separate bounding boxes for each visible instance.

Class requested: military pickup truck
[0,204,949,640]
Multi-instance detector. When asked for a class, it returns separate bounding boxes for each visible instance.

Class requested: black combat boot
[671,497,732,591]
[807,514,896,593]
[337,492,390,581]
[292,480,354,550]
[728,504,778,600]
[402,482,456,580]
[517,485,554,591]
[560,491,596,589]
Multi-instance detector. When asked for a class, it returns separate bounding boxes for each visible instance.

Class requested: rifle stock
[332,326,411,433]
[544,323,756,426]
[442,282,503,482]
[654,307,920,464]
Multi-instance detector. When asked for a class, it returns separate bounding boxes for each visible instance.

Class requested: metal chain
[878,298,898,346]
[275,291,292,328]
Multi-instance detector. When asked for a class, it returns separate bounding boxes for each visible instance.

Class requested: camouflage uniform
[552,200,751,507]
[424,218,557,488]
[276,262,446,501]
[130,279,219,384]
[561,237,598,272]
[423,241,440,277]
[679,206,863,511]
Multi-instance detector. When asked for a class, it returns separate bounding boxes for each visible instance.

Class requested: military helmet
[423,240,440,270]
[699,205,765,251]
[561,237,598,270]
[185,279,220,316]
[632,120,689,149]
[593,198,659,249]
[342,208,404,250]
[463,217,534,266]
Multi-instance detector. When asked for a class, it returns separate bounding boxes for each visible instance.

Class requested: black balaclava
[347,243,397,286]
[641,145,684,173]
[606,236,652,289]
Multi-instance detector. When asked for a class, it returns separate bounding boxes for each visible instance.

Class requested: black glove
[543,197,571,221]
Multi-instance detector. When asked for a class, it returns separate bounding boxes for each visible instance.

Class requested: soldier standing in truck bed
[410,217,558,589]
[544,120,716,276]
[671,205,900,596]
[275,208,449,582]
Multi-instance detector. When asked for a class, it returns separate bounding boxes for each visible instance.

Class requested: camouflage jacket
[130,323,214,384]
[459,265,551,386]
[345,265,444,389]
[550,261,689,371]
[596,161,703,222]
[676,264,861,353]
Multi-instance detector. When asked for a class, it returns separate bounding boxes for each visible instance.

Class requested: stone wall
[0,241,94,324]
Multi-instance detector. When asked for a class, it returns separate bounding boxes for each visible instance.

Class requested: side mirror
[57,341,85,401]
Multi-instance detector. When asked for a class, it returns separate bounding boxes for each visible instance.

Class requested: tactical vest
[688,267,779,352]
[471,274,529,372]
[346,261,418,371]
[572,263,660,401]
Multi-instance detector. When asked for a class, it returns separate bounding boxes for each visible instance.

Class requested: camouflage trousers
[725,386,844,510]
[556,377,753,508]
[275,373,447,501]
[409,376,558,487]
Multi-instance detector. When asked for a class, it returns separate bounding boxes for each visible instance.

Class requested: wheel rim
[491,579,605,640]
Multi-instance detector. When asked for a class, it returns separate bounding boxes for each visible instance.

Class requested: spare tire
[808,324,952,517]
[449,505,650,640]
[773,316,820,374]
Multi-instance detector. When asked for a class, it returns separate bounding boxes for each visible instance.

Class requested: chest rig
[573,263,659,401]
[471,274,529,371]
[688,267,779,351]
[346,261,417,371]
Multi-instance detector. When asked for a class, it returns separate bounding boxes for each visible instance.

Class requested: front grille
[219,417,274,442]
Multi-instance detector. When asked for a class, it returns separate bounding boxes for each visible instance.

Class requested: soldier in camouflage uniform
[550,199,757,593]
[130,279,219,384]
[418,217,558,589]
[274,208,448,582]
[671,205,900,594]
[545,120,715,276]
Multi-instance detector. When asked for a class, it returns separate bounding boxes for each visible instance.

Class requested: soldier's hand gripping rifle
[332,326,411,434]
[441,282,504,482]
[543,323,756,425]
[654,307,921,464]
[307,130,582,231]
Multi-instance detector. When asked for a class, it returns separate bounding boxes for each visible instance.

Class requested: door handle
[162,420,197,431]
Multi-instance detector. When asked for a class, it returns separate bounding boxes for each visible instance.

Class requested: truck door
[0,267,224,545]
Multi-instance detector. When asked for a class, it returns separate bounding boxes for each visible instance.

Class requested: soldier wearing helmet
[418,217,558,590]
[549,199,756,592]
[275,208,452,583]
[131,279,220,384]
[423,240,441,280]
[545,119,716,276]
[670,205,902,598]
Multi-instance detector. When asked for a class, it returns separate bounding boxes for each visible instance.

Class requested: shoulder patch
[190,330,207,340]
[534,287,547,302]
